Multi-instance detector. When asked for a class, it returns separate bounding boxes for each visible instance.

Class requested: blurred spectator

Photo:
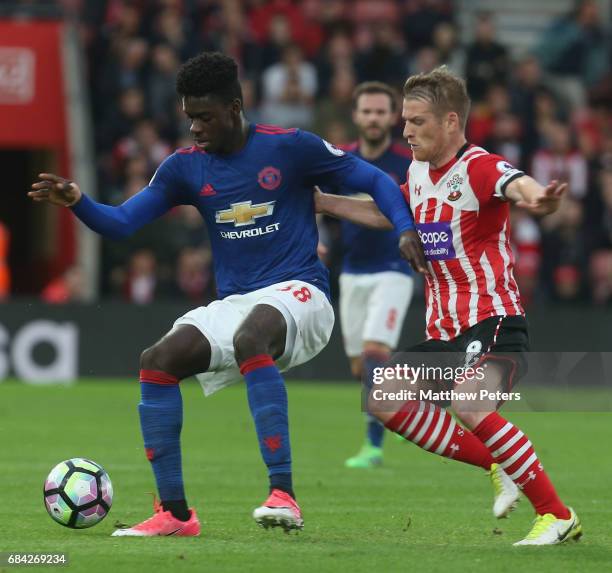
[121,249,159,304]
[590,250,612,304]
[148,43,181,137]
[113,120,173,176]
[313,67,358,142]
[102,0,142,39]
[315,30,355,96]
[116,37,149,91]
[402,0,453,52]
[291,0,325,59]
[173,247,214,304]
[483,112,523,168]
[351,0,399,51]
[261,43,318,127]
[467,83,511,147]
[321,120,353,146]
[540,198,589,302]
[533,87,567,130]
[532,122,588,200]
[509,56,549,166]
[432,21,464,77]
[409,46,440,77]
[98,87,147,152]
[355,23,407,86]
[536,0,609,90]
[465,12,509,103]
[201,0,261,75]
[174,205,211,250]
[248,0,322,59]
[41,266,86,304]
[317,0,349,32]
[511,210,541,307]
[591,168,612,250]
[149,5,200,60]
[352,0,399,27]
[241,77,263,124]
[258,12,295,70]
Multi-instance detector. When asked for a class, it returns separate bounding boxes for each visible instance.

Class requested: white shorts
[339,271,414,357]
[173,280,334,396]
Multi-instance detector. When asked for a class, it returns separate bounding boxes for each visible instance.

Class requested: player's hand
[28,173,82,207]
[515,179,566,216]
[399,229,429,275]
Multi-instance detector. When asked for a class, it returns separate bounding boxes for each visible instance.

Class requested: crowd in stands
[9,0,612,306]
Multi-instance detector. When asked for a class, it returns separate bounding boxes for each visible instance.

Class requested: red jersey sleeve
[466,153,524,205]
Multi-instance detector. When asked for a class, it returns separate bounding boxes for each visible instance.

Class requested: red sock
[473,412,570,519]
[385,402,494,470]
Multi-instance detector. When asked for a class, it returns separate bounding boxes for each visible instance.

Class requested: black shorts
[403,315,529,395]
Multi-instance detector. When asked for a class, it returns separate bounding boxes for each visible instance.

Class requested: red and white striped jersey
[401,144,525,341]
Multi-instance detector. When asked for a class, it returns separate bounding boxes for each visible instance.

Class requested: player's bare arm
[314,187,428,274]
[314,185,393,229]
[505,176,567,216]
[29,173,82,207]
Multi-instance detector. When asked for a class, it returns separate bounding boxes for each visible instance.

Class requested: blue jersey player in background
[30,53,427,537]
[319,82,415,469]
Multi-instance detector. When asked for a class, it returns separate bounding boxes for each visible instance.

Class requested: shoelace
[524,513,556,540]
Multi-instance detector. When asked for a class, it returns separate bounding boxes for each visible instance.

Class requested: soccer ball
[43,458,113,529]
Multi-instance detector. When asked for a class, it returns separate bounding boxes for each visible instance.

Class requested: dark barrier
[0,300,610,382]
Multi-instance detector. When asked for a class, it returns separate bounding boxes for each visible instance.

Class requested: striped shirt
[402,143,525,340]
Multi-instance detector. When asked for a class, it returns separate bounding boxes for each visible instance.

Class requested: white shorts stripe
[434,418,456,455]
[422,409,446,451]
[509,452,538,481]
[484,422,514,448]
[500,440,533,470]
[492,430,524,457]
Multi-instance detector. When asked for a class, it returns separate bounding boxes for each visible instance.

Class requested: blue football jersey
[335,142,413,275]
[152,125,337,298]
[72,125,414,300]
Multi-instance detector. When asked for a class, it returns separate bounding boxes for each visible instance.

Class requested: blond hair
[403,66,471,129]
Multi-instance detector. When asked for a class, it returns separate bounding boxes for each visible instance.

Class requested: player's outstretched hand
[399,230,429,275]
[515,179,566,217]
[28,173,82,207]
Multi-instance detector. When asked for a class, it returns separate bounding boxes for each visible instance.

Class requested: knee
[233,327,268,364]
[140,343,173,373]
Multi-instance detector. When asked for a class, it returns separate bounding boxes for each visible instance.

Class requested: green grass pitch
[1,379,611,573]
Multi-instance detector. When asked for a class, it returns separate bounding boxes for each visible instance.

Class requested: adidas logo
[200,183,216,196]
